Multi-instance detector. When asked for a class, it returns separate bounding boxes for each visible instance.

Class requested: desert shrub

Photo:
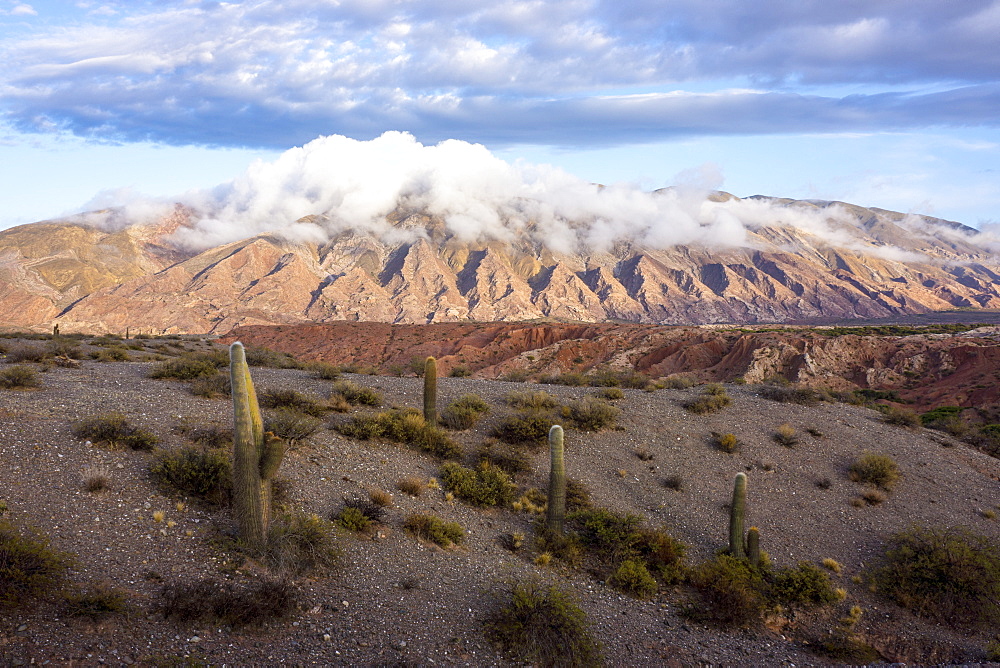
[566,396,619,431]
[590,370,651,390]
[329,379,382,407]
[770,562,838,607]
[94,346,130,362]
[305,360,342,379]
[397,476,424,497]
[971,423,1000,458]
[759,385,821,405]
[565,478,593,511]
[440,462,517,507]
[592,387,624,401]
[440,393,490,430]
[175,422,232,449]
[149,446,231,506]
[160,578,296,627]
[663,474,684,491]
[571,507,645,562]
[882,405,921,429]
[449,364,471,377]
[849,452,899,491]
[189,373,231,398]
[499,369,530,382]
[920,406,967,437]
[259,388,327,417]
[686,554,765,628]
[539,371,589,387]
[663,374,696,389]
[684,384,731,414]
[243,346,301,369]
[0,365,41,389]
[0,519,74,607]
[640,528,687,584]
[634,446,654,461]
[265,513,341,577]
[148,353,224,380]
[335,408,462,459]
[819,605,880,663]
[334,498,386,532]
[853,488,887,506]
[368,488,392,507]
[869,525,1000,628]
[714,432,738,453]
[4,343,52,364]
[822,557,842,574]
[773,423,799,447]
[476,438,532,475]
[264,409,322,447]
[64,582,128,619]
[609,559,658,599]
[483,578,602,667]
[403,514,464,547]
[505,390,559,410]
[71,413,157,451]
[81,465,111,493]
[492,410,554,445]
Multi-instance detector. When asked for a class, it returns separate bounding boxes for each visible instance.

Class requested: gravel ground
[1,345,1000,666]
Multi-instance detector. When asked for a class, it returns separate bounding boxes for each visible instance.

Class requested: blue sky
[1,0,998,231]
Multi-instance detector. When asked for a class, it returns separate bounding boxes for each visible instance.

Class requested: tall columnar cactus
[729,472,747,559]
[423,356,438,424]
[546,425,566,535]
[230,341,286,551]
[746,526,761,568]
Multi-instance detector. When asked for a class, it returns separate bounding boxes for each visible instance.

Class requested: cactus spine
[746,526,760,568]
[729,472,747,559]
[546,425,566,535]
[423,356,437,424]
[230,341,285,551]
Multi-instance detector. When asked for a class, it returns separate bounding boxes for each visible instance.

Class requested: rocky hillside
[3,195,1000,333]
[221,321,1000,413]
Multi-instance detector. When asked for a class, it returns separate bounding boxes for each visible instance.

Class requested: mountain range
[2,193,999,334]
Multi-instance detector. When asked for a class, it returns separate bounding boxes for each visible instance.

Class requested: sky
[1,0,998,233]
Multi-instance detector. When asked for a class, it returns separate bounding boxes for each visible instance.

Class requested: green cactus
[729,472,747,559]
[230,341,286,551]
[545,425,566,535]
[746,526,760,568]
[423,356,438,424]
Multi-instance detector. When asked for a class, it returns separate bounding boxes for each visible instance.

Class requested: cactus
[230,341,286,551]
[52,324,59,338]
[729,472,747,559]
[423,356,438,424]
[545,425,566,535]
[746,526,760,568]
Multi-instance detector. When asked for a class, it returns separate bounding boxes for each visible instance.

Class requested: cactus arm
[423,356,438,424]
[259,433,286,481]
[546,425,566,535]
[729,472,747,559]
[746,526,760,568]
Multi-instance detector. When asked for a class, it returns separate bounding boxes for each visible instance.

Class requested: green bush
[609,559,658,599]
[94,346,130,362]
[504,390,559,410]
[770,562,838,607]
[71,413,157,451]
[869,525,1000,628]
[259,388,327,417]
[566,396,619,431]
[440,462,517,507]
[0,519,74,607]
[148,353,224,380]
[149,446,231,506]
[335,408,461,459]
[403,514,464,547]
[334,498,385,532]
[265,513,341,577]
[882,405,921,429]
[571,507,645,562]
[440,393,490,430]
[539,371,589,387]
[684,384,731,414]
[483,578,602,667]
[686,554,765,628]
[160,578,296,627]
[849,452,900,491]
[0,365,41,389]
[759,385,822,405]
[244,346,302,369]
[715,432,739,453]
[492,410,554,445]
[189,374,231,398]
[476,439,532,474]
[329,379,382,407]
[592,387,624,401]
[305,360,342,379]
[639,528,687,584]
[264,409,322,447]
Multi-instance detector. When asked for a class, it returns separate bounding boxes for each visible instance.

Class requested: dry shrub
[773,423,799,447]
[368,488,393,507]
[491,410,554,445]
[160,578,296,627]
[0,520,74,608]
[265,513,341,577]
[259,388,327,417]
[714,432,738,453]
[849,452,899,491]
[329,379,382,407]
[476,438,532,475]
[336,408,461,459]
[189,373,231,398]
[71,413,157,451]
[566,396,619,431]
[504,390,559,410]
[81,465,111,493]
[483,578,602,667]
[64,582,128,619]
[149,446,231,506]
[882,405,921,429]
[0,365,41,389]
[397,476,424,497]
[440,393,490,430]
[264,409,322,447]
[403,514,464,547]
[684,384,731,414]
[440,462,517,507]
[685,554,765,628]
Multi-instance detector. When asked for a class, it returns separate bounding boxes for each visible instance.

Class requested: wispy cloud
[1,0,997,148]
